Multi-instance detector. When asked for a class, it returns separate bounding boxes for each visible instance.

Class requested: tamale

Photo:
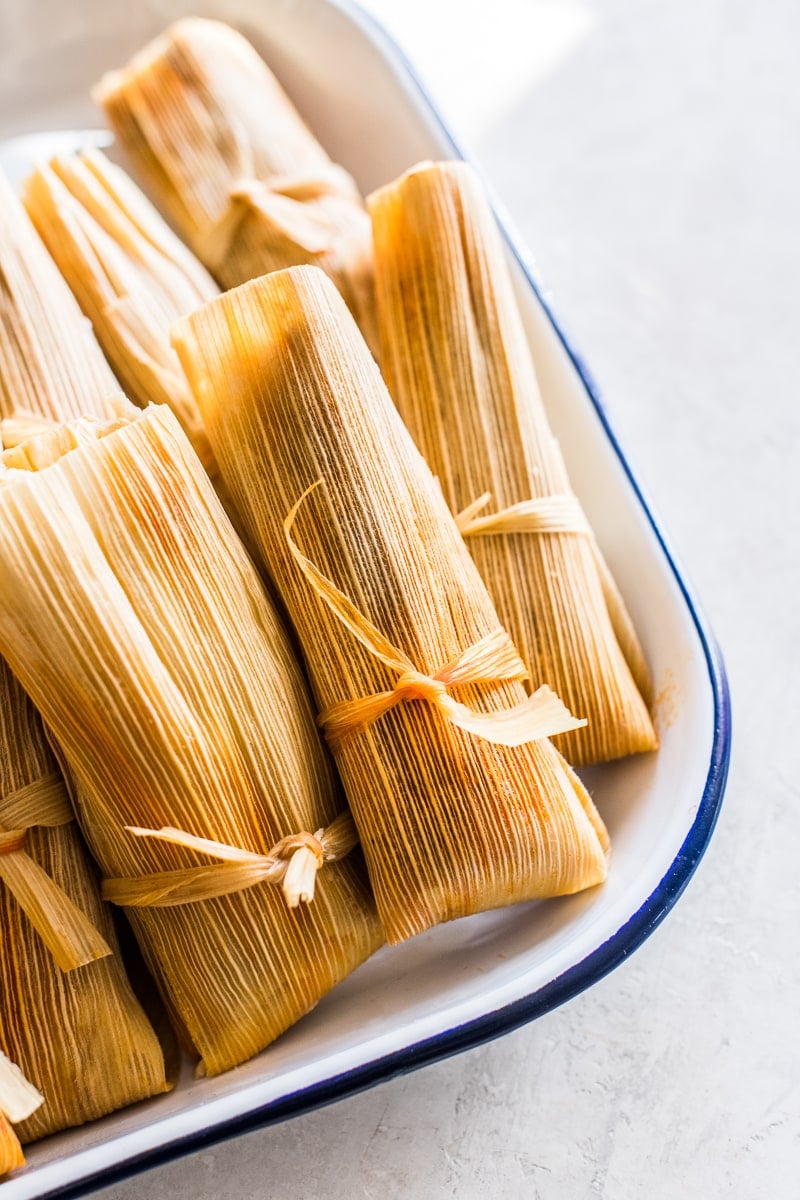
[95,17,377,350]
[0,661,169,1141]
[0,1050,42,1175]
[0,406,381,1077]
[23,149,218,470]
[368,161,657,765]
[0,168,170,1140]
[0,170,121,423]
[172,266,609,944]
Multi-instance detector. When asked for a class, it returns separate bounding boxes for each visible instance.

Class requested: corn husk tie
[103,810,358,910]
[286,483,586,752]
[456,489,651,701]
[0,774,111,971]
[199,163,362,276]
[0,1049,43,1126]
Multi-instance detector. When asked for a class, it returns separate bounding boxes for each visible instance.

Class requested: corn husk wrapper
[95,17,377,351]
[0,169,170,1138]
[0,662,169,1142]
[0,406,382,1076]
[0,170,122,425]
[22,149,218,471]
[172,266,609,944]
[369,161,657,766]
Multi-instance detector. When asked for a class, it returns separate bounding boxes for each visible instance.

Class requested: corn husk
[0,1049,42,1170]
[0,1115,25,1176]
[172,266,609,944]
[0,168,169,1138]
[368,161,657,765]
[0,1051,42,1171]
[0,405,382,1076]
[0,170,122,424]
[0,661,169,1142]
[0,1049,39,1175]
[22,149,218,471]
[95,17,377,351]
[0,1049,44,1127]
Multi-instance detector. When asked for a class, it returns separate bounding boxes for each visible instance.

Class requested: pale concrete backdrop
[85,0,796,1195]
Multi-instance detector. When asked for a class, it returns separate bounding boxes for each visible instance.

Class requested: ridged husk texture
[22,149,218,470]
[0,170,121,426]
[0,168,169,1139]
[172,265,610,945]
[369,161,658,766]
[0,406,382,1076]
[0,663,169,1141]
[95,17,376,350]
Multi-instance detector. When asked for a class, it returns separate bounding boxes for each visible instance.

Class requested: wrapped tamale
[172,266,610,944]
[0,407,381,1077]
[0,170,121,426]
[95,17,377,350]
[23,149,218,470]
[0,168,170,1139]
[368,161,657,765]
[0,661,169,1141]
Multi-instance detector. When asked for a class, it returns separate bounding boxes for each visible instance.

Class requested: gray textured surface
[89,0,795,1195]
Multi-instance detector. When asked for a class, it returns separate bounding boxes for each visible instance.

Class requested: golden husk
[22,149,218,470]
[95,17,377,351]
[0,1047,43,1171]
[0,170,122,423]
[172,265,610,945]
[0,1114,25,1176]
[368,161,658,765]
[0,169,169,1139]
[0,405,382,1076]
[0,1045,40,1172]
[0,662,169,1141]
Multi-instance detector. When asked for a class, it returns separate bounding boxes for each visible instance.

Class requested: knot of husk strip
[455,491,591,539]
[285,482,588,752]
[199,164,361,272]
[455,491,653,705]
[0,774,112,971]
[102,810,358,910]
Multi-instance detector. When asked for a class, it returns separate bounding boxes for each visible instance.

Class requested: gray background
[72,0,798,1194]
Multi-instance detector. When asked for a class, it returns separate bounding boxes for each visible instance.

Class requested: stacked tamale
[369,161,657,766]
[0,171,170,1144]
[23,148,218,469]
[0,172,121,430]
[0,407,382,1076]
[173,266,610,943]
[0,661,170,1140]
[95,17,377,351]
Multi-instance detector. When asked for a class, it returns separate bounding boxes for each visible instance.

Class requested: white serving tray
[0,1,730,1195]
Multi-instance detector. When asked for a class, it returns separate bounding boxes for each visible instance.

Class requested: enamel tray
[0,0,731,1195]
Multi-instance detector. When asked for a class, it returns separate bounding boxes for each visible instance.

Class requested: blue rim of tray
[33,3,732,1196]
